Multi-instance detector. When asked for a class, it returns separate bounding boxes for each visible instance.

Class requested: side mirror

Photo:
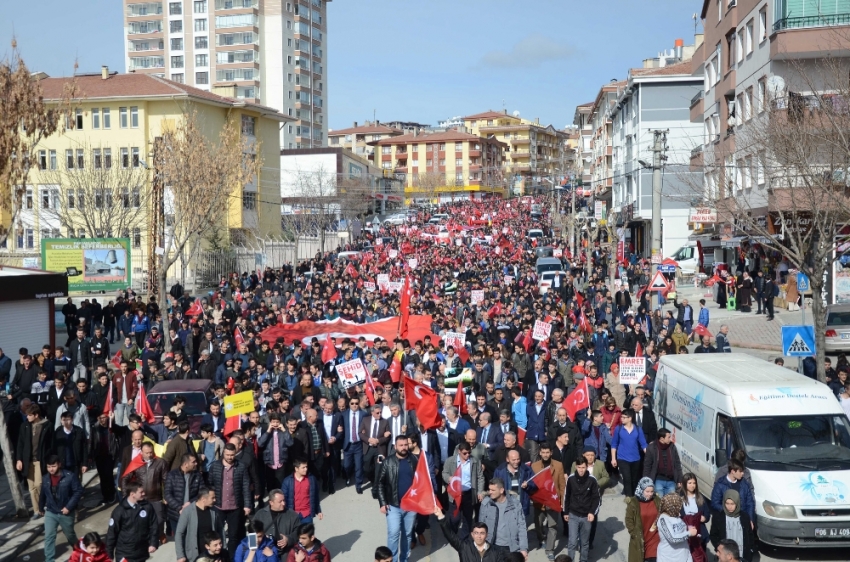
[715,448,728,468]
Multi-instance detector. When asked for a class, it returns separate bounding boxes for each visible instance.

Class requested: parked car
[539,270,567,294]
[825,304,850,353]
[147,379,212,436]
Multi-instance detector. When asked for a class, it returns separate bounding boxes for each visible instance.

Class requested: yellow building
[369,130,506,203]
[462,110,569,195]
[2,69,289,285]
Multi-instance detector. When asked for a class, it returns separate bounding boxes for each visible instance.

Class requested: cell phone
[247,533,258,550]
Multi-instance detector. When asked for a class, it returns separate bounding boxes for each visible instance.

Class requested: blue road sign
[797,272,810,292]
[658,264,676,273]
[782,325,816,357]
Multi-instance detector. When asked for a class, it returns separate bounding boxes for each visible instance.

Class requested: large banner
[261,315,437,345]
[41,238,131,292]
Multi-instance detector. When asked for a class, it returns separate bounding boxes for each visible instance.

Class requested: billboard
[41,238,131,292]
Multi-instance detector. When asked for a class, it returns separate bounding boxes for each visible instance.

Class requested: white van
[669,238,722,273]
[655,354,850,548]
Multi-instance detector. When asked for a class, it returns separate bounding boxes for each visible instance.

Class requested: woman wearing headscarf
[656,493,697,562]
[605,363,628,408]
[625,477,661,562]
[710,489,754,562]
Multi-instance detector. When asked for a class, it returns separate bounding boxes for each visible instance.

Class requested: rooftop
[462,110,518,121]
[370,129,506,146]
[328,124,404,136]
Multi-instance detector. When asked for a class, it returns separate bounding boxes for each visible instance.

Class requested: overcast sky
[1,0,701,130]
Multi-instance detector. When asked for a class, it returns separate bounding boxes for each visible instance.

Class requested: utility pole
[569,177,577,257]
[649,129,668,311]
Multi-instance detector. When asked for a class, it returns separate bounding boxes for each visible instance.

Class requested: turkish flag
[399,452,441,515]
[455,345,469,367]
[692,324,712,339]
[224,414,241,438]
[186,299,203,317]
[578,311,591,334]
[345,263,359,279]
[121,452,147,478]
[403,376,441,430]
[388,351,403,383]
[287,296,296,308]
[487,302,502,318]
[364,367,377,406]
[110,350,122,369]
[321,333,337,364]
[330,290,342,303]
[234,326,245,348]
[575,292,584,309]
[563,377,590,422]
[635,341,644,359]
[399,277,412,339]
[529,467,563,512]
[102,379,114,418]
[447,464,463,516]
[453,380,468,415]
[517,427,527,446]
[135,385,156,424]
[522,331,534,353]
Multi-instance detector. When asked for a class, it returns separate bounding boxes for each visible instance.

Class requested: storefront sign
[688,207,717,224]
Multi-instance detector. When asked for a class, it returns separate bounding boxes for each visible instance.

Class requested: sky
[1,0,701,131]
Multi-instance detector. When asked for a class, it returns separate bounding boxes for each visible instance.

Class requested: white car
[383,214,407,226]
[538,270,567,294]
[528,228,544,240]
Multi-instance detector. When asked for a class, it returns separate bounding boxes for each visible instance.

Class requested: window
[215,14,258,28]
[194,19,207,32]
[119,107,128,128]
[241,191,257,209]
[171,73,185,83]
[171,56,184,68]
[25,229,34,249]
[65,149,74,169]
[745,87,753,121]
[77,190,85,209]
[412,159,419,167]
[76,149,84,169]
[455,158,462,167]
[133,228,142,248]
[75,109,84,130]
[67,190,75,209]
[759,7,767,43]
[195,36,208,49]
[130,106,139,128]
[49,150,56,170]
[41,189,49,208]
[757,78,766,112]
[196,72,209,84]
[241,115,256,136]
[746,20,753,55]
[426,159,432,167]
[132,188,141,208]
[439,159,445,166]
[132,147,140,168]
[25,187,33,209]
[104,148,112,169]
[95,189,104,209]
[92,108,100,129]
[121,148,129,168]
[171,38,183,50]
[38,150,47,170]
[102,108,111,129]
[170,20,183,33]
[196,54,208,67]
[169,1,182,14]
[455,172,463,182]
[94,148,102,169]
[439,143,446,150]
[194,0,207,12]
[717,0,722,21]
[757,152,765,185]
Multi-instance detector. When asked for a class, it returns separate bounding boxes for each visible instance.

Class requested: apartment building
[610,61,703,257]
[369,130,507,203]
[1,71,287,282]
[328,122,405,159]
[462,110,569,195]
[122,0,329,149]
[572,103,594,192]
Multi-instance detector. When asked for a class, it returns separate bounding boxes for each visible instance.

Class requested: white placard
[471,290,484,304]
[337,359,368,389]
[455,238,463,246]
[618,357,646,385]
[377,274,390,285]
[408,258,418,269]
[504,275,514,285]
[388,249,399,259]
[364,281,376,292]
[388,281,403,293]
[375,237,383,246]
[553,248,563,258]
[444,331,466,351]
[532,320,552,341]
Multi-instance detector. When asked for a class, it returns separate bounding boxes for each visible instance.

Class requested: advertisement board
[41,238,131,292]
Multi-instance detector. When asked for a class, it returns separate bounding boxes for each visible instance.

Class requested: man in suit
[201,402,226,437]
[359,404,389,487]
[630,397,658,444]
[118,429,144,496]
[341,396,365,494]
[386,402,407,455]
[495,409,517,438]
[442,441,485,541]
[445,406,470,436]
[525,389,548,463]
[320,401,343,494]
[475,412,502,462]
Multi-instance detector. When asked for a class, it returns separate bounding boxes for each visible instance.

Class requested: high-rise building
[122,0,329,148]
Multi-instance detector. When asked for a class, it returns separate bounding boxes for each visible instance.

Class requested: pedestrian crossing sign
[781,325,816,357]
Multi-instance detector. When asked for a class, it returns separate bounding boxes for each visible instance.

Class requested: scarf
[656,441,675,478]
[723,489,744,550]
[636,477,655,501]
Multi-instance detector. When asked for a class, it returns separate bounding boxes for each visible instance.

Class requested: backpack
[772,283,780,297]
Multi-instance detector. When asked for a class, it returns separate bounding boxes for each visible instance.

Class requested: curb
[728,340,782,352]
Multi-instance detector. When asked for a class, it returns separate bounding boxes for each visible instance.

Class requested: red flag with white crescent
[234,326,245,348]
[453,380,468,415]
[529,467,563,512]
[135,384,156,424]
[186,299,203,317]
[399,451,441,515]
[563,377,590,422]
[403,376,441,430]
[447,464,463,516]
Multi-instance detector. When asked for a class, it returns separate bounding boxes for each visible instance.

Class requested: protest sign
[532,320,552,341]
[337,359,368,388]
[619,357,646,385]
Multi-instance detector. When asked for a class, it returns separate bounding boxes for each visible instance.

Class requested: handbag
[726,296,736,310]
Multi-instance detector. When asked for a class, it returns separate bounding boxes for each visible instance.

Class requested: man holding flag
[530,442,566,559]
[441,441,484,541]
[375,435,420,562]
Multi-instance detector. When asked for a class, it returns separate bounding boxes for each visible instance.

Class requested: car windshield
[827,312,850,326]
[148,391,208,417]
[738,415,850,471]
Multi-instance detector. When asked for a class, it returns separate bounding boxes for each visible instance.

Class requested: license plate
[815,528,850,537]
[841,334,850,340]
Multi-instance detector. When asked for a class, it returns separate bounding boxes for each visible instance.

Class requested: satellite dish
[513,110,520,117]
[766,75,786,98]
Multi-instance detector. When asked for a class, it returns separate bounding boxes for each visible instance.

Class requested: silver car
[825,304,850,352]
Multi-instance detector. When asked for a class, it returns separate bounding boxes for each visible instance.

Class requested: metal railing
[773,13,850,31]
[691,145,704,158]
[691,89,704,107]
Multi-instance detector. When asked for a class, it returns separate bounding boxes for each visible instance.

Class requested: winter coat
[68,541,111,562]
[282,474,322,518]
[175,502,219,562]
[286,539,332,562]
[643,441,683,483]
[438,515,507,562]
[477,494,529,554]
[39,469,84,514]
[106,498,159,562]
[164,468,203,523]
[625,495,661,562]
[234,535,280,562]
[492,462,537,515]
[711,476,755,520]
[710,510,754,561]
[206,459,252,510]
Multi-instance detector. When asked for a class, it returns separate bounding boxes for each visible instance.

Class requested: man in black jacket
[375,435,419,562]
[164,453,201,534]
[252,488,301,558]
[68,328,92,384]
[91,413,118,505]
[563,457,601,562]
[53,411,88,479]
[206,443,252,555]
[434,506,504,562]
[16,403,52,517]
[630,396,658,444]
[12,354,38,402]
[106,481,159,562]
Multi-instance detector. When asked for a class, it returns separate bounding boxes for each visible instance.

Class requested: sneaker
[31,513,41,520]
[546,552,555,561]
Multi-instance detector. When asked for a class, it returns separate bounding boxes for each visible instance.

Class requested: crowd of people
[0,196,756,562]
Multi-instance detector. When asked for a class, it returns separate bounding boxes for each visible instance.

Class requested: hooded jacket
[563,469,601,517]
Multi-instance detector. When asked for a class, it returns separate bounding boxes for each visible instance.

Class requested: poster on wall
[41,238,131,292]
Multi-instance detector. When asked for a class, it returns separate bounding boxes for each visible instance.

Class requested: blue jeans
[386,505,416,562]
[44,511,77,562]
[300,515,313,525]
[655,477,677,497]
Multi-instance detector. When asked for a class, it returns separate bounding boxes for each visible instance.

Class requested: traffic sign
[797,272,810,292]
[658,264,677,273]
[648,270,671,292]
[781,325,816,357]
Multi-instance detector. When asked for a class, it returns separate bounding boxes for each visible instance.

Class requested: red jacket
[69,542,111,562]
[286,541,332,562]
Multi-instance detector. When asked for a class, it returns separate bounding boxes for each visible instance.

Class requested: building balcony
[381,153,392,161]
[468,149,481,157]
[690,145,703,171]
[771,14,850,59]
[511,137,530,145]
[690,97,704,124]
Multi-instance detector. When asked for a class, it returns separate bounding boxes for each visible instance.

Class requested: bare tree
[680,47,850,382]
[292,164,339,253]
[42,143,150,238]
[156,108,260,342]
[337,173,374,239]
[413,171,444,206]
